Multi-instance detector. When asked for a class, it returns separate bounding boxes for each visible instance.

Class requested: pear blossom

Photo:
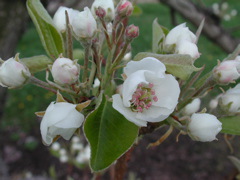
[0,57,30,88]
[165,23,196,45]
[51,57,80,85]
[183,98,201,115]
[91,0,115,21]
[176,40,200,59]
[188,113,222,142]
[53,6,79,33]
[165,23,200,58]
[112,57,180,127]
[213,60,240,84]
[72,7,97,40]
[220,84,240,113]
[40,102,85,146]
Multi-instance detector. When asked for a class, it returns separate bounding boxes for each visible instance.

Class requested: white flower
[176,40,200,58]
[165,23,196,45]
[71,136,80,143]
[220,84,240,113]
[213,60,240,84]
[112,57,180,127]
[91,0,115,21]
[72,7,97,40]
[51,57,80,85]
[165,23,199,58]
[188,113,222,142]
[51,142,61,151]
[53,6,79,33]
[76,145,90,164]
[40,102,85,146]
[60,155,68,163]
[93,78,100,88]
[0,57,30,88]
[183,98,201,115]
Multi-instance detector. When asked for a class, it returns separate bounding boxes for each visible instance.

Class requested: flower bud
[117,1,134,17]
[95,7,106,19]
[53,6,79,33]
[51,57,80,85]
[125,24,139,40]
[40,102,85,146]
[213,60,240,84]
[188,113,222,142]
[220,84,240,113]
[91,0,115,22]
[0,56,30,88]
[72,7,97,40]
[165,23,196,45]
[176,40,200,59]
[183,98,201,115]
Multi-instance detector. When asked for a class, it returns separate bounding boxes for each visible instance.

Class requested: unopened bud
[0,55,30,88]
[213,60,240,84]
[51,57,80,85]
[125,24,139,40]
[117,1,134,17]
[95,7,106,19]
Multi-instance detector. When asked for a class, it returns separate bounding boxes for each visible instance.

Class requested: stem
[178,76,216,111]
[114,147,134,180]
[100,18,112,49]
[30,76,57,94]
[65,10,73,60]
[88,60,97,90]
[92,43,102,80]
[112,41,130,68]
[82,43,91,83]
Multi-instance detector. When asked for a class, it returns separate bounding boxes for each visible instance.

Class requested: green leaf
[132,5,142,16]
[219,116,240,135]
[84,95,139,172]
[152,18,165,53]
[133,52,200,80]
[27,0,64,59]
[21,55,53,73]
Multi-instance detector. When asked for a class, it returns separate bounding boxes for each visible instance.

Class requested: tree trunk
[159,0,240,53]
[0,0,29,117]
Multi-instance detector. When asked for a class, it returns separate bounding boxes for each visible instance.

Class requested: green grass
[2,2,239,131]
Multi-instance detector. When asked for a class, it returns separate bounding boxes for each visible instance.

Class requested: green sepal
[20,55,53,73]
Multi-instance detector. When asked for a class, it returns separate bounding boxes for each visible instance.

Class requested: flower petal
[124,57,166,77]
[112,94,147,126]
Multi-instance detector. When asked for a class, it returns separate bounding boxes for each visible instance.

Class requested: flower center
[130,83,158,113]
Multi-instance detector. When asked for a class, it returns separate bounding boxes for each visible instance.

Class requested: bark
[0,0,29,117]
[159,0,240,53]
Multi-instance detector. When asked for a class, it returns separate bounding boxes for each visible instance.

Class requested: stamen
[130,82,159,113]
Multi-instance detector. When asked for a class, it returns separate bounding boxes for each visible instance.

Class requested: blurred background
[1,0,240,179]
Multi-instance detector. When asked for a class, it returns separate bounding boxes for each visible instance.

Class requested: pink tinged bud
[51,58,80,85]
[95,7,106,19]
[91,0,115,22]
[117,1,134,17]
[213,60,240,84]
[125,24,139,40]
[0,57,30,88]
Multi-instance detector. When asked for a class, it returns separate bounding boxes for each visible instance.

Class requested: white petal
[112,94,147,126]
[122,70,148,107]
[124,57,166,77]
[151,74,180,109]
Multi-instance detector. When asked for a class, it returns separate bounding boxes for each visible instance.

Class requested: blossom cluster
[1,0,240,174]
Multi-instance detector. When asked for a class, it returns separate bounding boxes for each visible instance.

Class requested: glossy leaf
[84,95,139,171]
[27,0,64,59]
[134,52,200,80]
[21,55,52,73]
[219,116,240,135]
